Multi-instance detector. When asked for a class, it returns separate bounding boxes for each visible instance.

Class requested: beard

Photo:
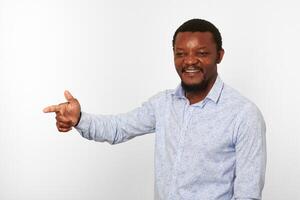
[181,79,209,93]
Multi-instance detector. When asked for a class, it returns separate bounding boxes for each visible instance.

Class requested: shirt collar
[172,75,224,104]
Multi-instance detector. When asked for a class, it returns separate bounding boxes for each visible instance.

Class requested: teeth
[185,69,200,73]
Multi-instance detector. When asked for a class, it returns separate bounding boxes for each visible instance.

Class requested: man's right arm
[75,99,156,144]
[44,90,157,144]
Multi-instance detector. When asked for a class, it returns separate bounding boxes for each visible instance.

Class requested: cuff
[74,112,91,133]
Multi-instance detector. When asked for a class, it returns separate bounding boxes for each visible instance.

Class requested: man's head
[173,19,224,93]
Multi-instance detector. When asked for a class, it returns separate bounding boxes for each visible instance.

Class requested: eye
[197,51,209,57]
[175,52,185,57]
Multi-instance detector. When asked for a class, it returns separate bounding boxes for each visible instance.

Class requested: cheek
[174,59,183,69]
[201,57,213,64]
[201,58,217,67]
[174,57,180,63]
[175,66,181,75]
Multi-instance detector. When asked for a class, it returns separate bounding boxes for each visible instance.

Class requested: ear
[216,49,225,64]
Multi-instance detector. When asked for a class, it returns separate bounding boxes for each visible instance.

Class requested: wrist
[74,112,82,127]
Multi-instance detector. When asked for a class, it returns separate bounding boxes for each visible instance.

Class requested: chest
[155,99,238,160]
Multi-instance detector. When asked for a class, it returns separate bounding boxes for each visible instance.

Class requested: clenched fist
[43,90,81,132]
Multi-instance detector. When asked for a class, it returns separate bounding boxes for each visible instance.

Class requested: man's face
[173,32,224,92]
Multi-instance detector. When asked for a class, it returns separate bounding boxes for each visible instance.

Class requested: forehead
[174,32,215,48]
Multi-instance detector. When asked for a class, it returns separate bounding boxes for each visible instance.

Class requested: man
[44,19,266,200]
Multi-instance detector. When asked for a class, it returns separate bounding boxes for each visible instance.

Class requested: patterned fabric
[76,76,266,200]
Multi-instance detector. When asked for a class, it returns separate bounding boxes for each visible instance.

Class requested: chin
[181,80,208,92]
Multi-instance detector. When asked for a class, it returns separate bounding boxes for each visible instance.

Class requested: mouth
[182,67,203,74]
[183,69,201,73]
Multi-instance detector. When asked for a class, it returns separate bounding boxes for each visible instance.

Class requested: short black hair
[172,18,223,51]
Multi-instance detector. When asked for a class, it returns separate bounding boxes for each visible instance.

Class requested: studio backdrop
[0,0,299,199]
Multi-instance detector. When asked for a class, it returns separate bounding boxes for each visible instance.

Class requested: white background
[0,0,299,199]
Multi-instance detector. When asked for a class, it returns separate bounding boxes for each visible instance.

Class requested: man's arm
[43,91,156,144]
[75,100,156,144]
[233,103,267,200]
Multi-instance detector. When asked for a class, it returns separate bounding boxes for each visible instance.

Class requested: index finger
[43,105,60,113]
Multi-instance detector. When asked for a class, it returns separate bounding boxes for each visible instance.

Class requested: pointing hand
[43,90,81,132]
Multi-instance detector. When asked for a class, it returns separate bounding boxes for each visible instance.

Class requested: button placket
[167,101,194,199]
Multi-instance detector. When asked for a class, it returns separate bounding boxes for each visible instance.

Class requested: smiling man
[174,30,224,104]
[44,19,266,200]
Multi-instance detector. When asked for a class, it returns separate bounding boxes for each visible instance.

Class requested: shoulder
[222,84,260,111]
[221,84,249,105]
[142,89,175,111]
[220,85,267,145]
[147,89,175,102]
[221,84,265,128]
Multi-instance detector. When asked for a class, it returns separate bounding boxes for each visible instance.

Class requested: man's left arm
[233,103,267,200]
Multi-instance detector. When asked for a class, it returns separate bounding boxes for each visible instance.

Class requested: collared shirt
[76,76,266,200]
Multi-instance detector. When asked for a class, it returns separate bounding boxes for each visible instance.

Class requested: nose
[184,54,198,66]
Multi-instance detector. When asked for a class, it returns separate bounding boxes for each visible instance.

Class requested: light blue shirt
[76,76,266,200]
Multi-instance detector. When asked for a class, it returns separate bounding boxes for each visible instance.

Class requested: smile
[184,69,201,73]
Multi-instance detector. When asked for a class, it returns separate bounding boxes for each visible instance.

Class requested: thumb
[64,90,75,102]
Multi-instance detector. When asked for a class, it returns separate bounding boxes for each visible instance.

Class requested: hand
[43,90,81,132]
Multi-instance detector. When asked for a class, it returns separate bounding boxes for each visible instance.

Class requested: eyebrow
[175,46,208,50]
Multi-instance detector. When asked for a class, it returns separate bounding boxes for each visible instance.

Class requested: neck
[185,75,217,105]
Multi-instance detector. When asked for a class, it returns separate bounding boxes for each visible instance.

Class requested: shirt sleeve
[233,103,267,200]
[75,96,157,145]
